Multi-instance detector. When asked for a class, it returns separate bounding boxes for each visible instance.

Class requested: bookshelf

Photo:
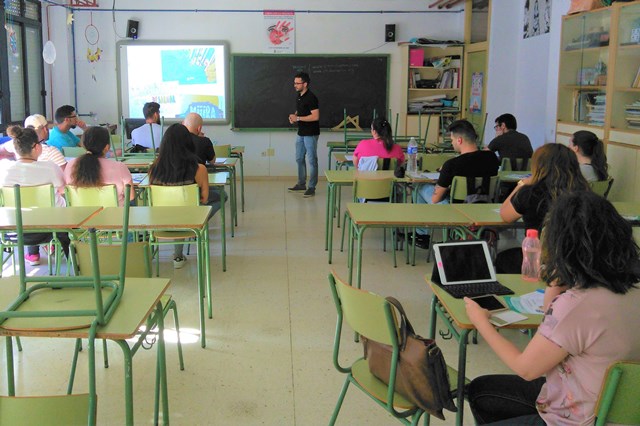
[556,1,640,202]
[399,44,464,146]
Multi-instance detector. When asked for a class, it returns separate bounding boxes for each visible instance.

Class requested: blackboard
[232,54,388,130]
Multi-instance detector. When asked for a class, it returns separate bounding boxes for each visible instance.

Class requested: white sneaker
[173,256,186,269]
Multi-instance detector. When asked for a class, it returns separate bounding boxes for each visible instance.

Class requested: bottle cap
[526,229,538,238]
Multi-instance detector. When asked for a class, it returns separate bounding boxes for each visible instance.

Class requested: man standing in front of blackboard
[288,72,319,198]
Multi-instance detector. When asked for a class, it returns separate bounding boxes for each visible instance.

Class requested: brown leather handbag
[361,297,457,420]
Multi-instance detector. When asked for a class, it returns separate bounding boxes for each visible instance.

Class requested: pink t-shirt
[353,139,405,166]
[64,157,133,206]
[536,286,640,425]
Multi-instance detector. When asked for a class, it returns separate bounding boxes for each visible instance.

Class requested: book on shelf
[633,65,640,88]
[412,70,421,88]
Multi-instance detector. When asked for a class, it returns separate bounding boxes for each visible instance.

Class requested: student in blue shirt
[47,105,87,151]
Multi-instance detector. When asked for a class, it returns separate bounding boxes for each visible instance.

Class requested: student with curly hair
[64,126,134,206]
[465,191,640,425]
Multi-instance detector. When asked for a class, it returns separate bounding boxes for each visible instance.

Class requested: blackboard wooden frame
[231,54,389,131]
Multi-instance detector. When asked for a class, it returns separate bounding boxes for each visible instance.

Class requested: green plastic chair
[500,157,530,172]
[61,146,87,158]
[214,144,232,158]
[328,271,426,425]
[594,360,640,426]
[65,185,119,207]
[340,176,398,271]
[0,184,63,276]
[419,153,456,172]
[589,177,614,199]
[449,175,498,204]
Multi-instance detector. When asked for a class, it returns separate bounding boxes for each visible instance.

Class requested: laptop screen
[433,241,496,285]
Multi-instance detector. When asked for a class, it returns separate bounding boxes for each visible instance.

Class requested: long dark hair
[529,144,590,201]
[371,117,394,152]
[541,191,639,294]
[149,123,199,185]
[72,126,110,187]
[7,126,38,156]
[572,130,608,181]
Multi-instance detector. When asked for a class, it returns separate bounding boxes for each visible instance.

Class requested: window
[0,0,45,130]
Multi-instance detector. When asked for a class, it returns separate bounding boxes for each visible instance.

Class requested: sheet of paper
[216,157,228,164]
[489,310,528,327]
[421,172,440,180]
[345,155,354,161]
[505,289,545,314]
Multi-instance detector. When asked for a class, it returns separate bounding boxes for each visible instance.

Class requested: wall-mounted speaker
[385,24,396,42]
[127,20,139,39]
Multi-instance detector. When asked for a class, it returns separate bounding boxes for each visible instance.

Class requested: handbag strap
[385,296,416,350]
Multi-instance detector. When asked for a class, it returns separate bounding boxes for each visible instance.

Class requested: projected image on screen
[118,41,229,123]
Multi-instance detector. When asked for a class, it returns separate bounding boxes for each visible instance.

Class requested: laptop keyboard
[439,281,514,299]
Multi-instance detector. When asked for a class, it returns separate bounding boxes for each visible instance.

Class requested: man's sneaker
[303,188,316,198]
[288,184,306,192]
[173,256,187,269]
[25,254,40,266]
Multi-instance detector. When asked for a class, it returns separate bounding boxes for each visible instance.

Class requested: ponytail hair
[371,117,394,152]
[573,130,608,181]
[72,126,110,187]
[7,126,38,156]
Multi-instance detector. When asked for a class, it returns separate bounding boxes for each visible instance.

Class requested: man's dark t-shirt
[190,133,215,165]
[437,150,500,189]
[487,131,533,162]
[296,90,320,136]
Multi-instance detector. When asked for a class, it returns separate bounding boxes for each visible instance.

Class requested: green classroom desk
[0,275,171,426]
[213,157,238,227]
[80,206,212,348]
[427,274,543,426]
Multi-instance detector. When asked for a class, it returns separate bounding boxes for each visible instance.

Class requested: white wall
[42,1,465,177]
[485,0,570,149]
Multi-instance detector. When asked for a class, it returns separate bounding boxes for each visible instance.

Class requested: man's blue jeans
[415,183,449,235]
[295,135,319,189]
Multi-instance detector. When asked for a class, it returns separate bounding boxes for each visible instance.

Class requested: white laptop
[431,241,513,298]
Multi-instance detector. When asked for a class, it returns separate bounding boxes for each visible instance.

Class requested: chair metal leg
[67,338,82,394]
[329,376,352,426]
[15,336,22,352]
[166,300,185,371]
[102,339,110,368]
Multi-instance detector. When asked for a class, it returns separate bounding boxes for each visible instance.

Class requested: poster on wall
[264,10,295,54]
[470,72,483,114]
[523,0,551,39]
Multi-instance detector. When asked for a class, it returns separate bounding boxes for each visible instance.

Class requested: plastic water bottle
[521,229,541,282]
[407,137,418,173]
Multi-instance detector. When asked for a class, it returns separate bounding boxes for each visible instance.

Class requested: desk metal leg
[113,340,135,425]
[220,189,226,271]
[204,226,213,319]
[456,330,470,426]
[153,302,169,425]
[354,225,366,290]
[5,336,15,396]
[195,229,207,348]
[237,153,245,212]
[327,183,336,263]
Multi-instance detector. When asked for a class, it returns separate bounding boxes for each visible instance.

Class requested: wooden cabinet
[399,44,464,147]
[556,1,640,202]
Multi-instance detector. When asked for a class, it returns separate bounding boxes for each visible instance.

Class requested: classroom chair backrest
[420,153,457,172]
[500,157,530,172]
[0,393,92,426]
[149,183,200,207]
[450,175,498,204]
[376,157,398,171]
[110,134,123,159]
[329,271,398,346]
[74,240,151,278]
[0,184,54,208]
[589,177,614,199]
[65,184,118,207]
[61,146,86,158]
[214,144,231,158]
[594,360,640,426]
[353,177,394,201]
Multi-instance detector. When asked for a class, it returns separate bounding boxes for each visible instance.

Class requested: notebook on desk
[431,241,514,299]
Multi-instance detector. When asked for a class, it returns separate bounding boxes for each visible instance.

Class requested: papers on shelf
[505,289,545,315]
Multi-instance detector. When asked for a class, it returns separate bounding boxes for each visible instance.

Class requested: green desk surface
[347,203,472,227]
[0,206,101,230]
[427,274,544,330]
[80,206,211,230]
[498,171,531,183]
[612,202,640,221]
[0,276,169,339]
[334,153,353,164]
[452,204,508,226]
[120,158,154,166]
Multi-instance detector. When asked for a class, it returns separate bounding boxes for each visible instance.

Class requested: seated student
[496,143,589,273]
[24,114,67,169]
[64,126,134,206]
[149,123,219,269]
[48,105,87,151]
[352,117,404,170]
[0,126,70,266]
[131,102,162,151]
[569,130,608,182]
[465,191,640,425]
[412,119,499,247]
[486,113,533,163]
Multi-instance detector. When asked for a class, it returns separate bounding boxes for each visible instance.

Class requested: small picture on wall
[523,0,551,39]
